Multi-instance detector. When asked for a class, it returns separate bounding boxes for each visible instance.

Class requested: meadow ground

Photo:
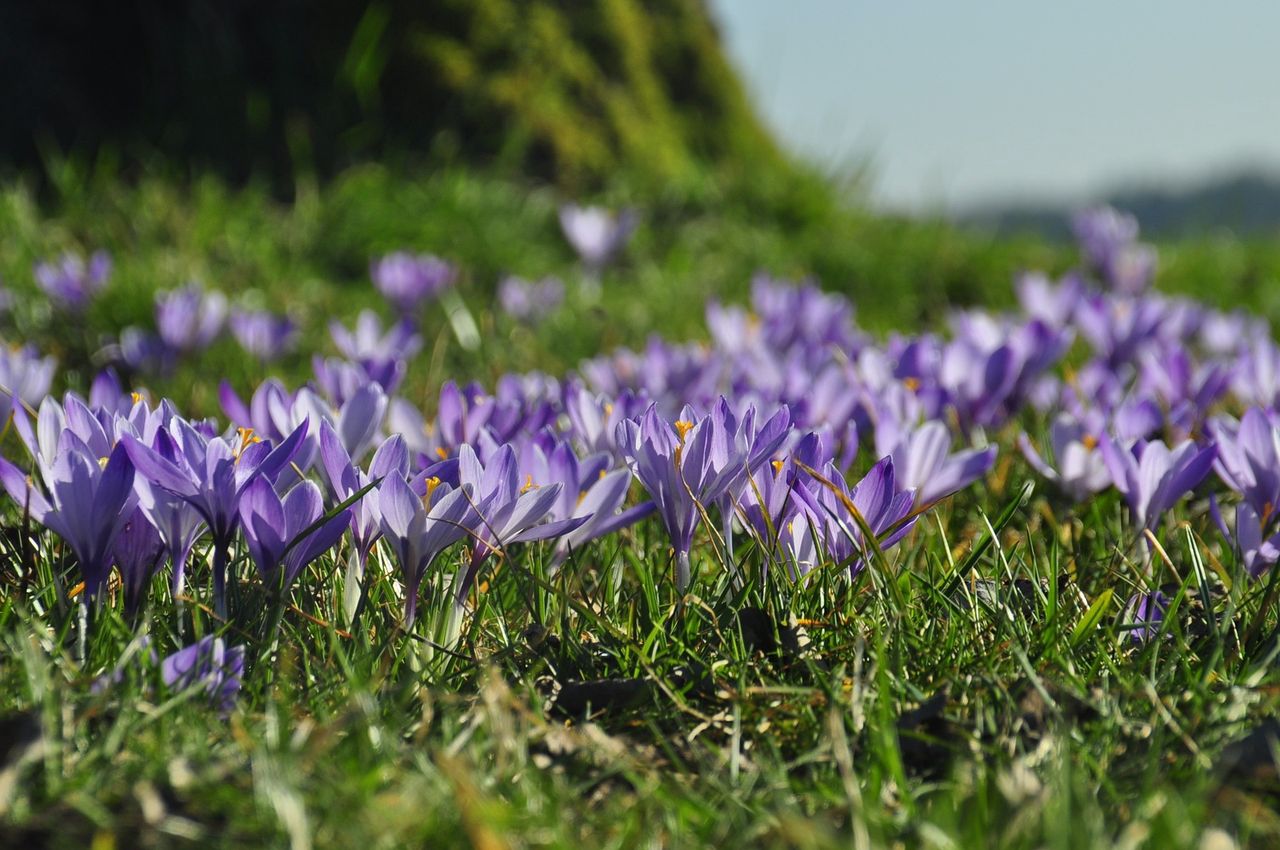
[2,166,1280,848]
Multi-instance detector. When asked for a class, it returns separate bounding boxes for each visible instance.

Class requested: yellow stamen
[674,420,694,443]
[436,447,449,460]
[903,377,921,392]
[423,476,442,507]
[130,392,144,405]
[233,427,262,460]
[521,474,537,494]
[98,456,109,470]
[598,468,607,480]
[1081,434,1099,450]
[1265,502,1275,525]
[771,459,785,476]
[603,402,614,416]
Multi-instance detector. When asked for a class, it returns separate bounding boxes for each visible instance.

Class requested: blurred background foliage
[1,0,784,194]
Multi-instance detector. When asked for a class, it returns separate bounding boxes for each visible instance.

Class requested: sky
[708,1,1280,212]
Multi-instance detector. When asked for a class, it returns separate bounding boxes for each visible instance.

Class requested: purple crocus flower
[430,380,556,458]
[130,432,208,598]
[216,380,322,482]
[1125,589,1170,642]
[735,430,830,551]
[498,276,565,322]
[1100,437,1216,532]
[940,316,1071,432]
[1018,415,1111,503]
[1208,409,1280,522]
[514,438,653,564]
[1232,338,1280,410]
[161,636,245,714]
[319,425,409,617]
[1137,344,1231,437]
[370,252,456,312]
[35,251,111,312]
[1016,272,1084,329]
[0,434,136,600]
[787,456,918,578]
[326,384,389,465]
[617,400,790,589]
[749,275,863,354]
[156,285,227,353]
[453,443,586,600]
[376,468,475,626]
[312,356,383,407]
[238,476,351,589]
[112,506,165,615]
[122,419,309,614]
[1199,309,1269,357]
[558,205,636,271]
[1074,293,1166,368]
[1072,206,1156,295]
[229,309,298,362]
[329,310,421,392]
[886,421,996,508]
[707,399,794,556]
[118,327,176,376]
[1212,500,1280,579]
[88,369,130,414]
[563,382,643,460]
[0,343,55,426]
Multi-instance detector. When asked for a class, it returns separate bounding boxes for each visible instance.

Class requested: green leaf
[1071,588,1114,649]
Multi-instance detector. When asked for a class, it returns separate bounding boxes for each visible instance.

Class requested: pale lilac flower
[888,421,996,508]
[1016,272,1084,329]
[1212,500,1280,579]
[156,285,227,353]
[35,251,111,312]
[0,344,55,425]
[785,457,917,578]
[1073,206,1156,295]
[617,400,789,588]
[498,276,564,322]
[118,327,175,376]
[376,467,475,626]
[1208,408,1280,521]
[122,419,309,613]
[1100,437,1216,532]
[1018,415,1111,503]
[238,477,350,589]
[514,437,653,564]
[112,507,165,615]
[1125,590,1170,642]
[452,443,587,600]
[229,310,298,362]
[371,252,456,311]
[0,434,136,600]
[328,310,421,391]
[559,205,636,270]
[161,636,245,714]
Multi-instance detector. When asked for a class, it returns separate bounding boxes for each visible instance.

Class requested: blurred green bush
[1,0,786,194]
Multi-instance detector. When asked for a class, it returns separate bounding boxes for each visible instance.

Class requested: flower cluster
[11,201,1280,688]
